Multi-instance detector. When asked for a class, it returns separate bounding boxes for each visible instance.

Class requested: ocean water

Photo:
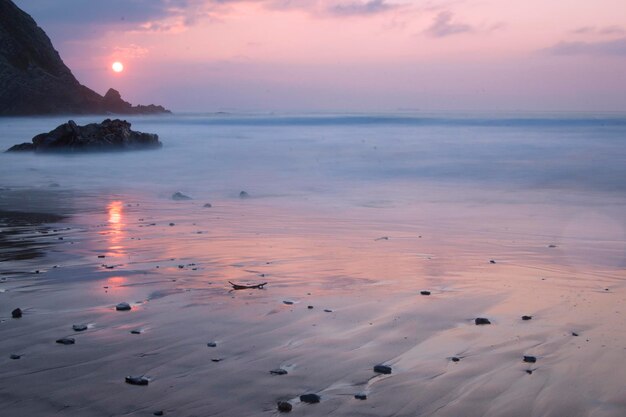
[1,112,625,203]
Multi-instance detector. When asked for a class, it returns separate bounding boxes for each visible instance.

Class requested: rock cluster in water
[6,119,162,153]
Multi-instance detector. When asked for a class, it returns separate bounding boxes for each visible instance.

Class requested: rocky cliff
[0,0,169,116]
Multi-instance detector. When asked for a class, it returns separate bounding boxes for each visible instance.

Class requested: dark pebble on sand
[56,338,75,345]
[374,364,392,374]
[172,192,192,200]
[98,255,105,258]
[211,358,222,362]
[420,291,431,296]
[270,368,288,375]
[11,308,22,318]
[523,356,537,363]
[73,324,88,331]
[131,330,142,335]
[475,317,491,325]
[207,342,217,347]
[277,401,292,412]
[239,191,250,198]
[153,411,164,416]
[451,357,460,362]
[116,302,132,311]
[10,354,21,360]
[354,394,367,400]
[324,309,333,313]
[169,223,175,226]
[489,260,496,264]
[125,376,149,386]
[522,315,532,321]
[203,203,212,208]
[526,370,533,374]
[572,332,579,337]
[283,300,294,305]
[308,306,314,309]
[300,394,321,404]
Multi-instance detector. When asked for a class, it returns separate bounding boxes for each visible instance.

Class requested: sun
[112,61,124,73]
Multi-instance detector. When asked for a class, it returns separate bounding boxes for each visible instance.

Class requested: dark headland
[0,0,169,116]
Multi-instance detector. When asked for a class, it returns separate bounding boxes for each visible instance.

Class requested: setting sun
[111,61,124,73]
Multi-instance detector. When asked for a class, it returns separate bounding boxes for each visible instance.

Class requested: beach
[1,113,625,416]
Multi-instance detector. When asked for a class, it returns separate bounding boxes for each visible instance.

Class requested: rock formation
[0,0,169,116]
[6,119,162,152]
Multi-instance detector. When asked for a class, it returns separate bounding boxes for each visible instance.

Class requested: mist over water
[1,112,626,204]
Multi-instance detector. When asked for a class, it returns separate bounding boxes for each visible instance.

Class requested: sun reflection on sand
[106,201,126,257]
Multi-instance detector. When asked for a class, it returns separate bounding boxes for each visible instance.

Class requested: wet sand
[1,187,625,417]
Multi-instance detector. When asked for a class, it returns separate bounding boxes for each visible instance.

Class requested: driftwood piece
[229,281,267,290]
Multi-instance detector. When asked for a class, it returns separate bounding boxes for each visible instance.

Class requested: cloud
[572,25,625,36]
[544,37,626,56]
[327,0,397,17]
[424,10,473,38]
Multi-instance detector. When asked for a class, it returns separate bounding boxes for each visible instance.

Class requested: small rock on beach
[475,317,491,325]
[207,342,217,347]
[116,302,132,311]
[420,290,431,296]
[523,356,537,363]
[277,401,292,412]
[270,368,288,375]
[300,393,321,403]
[72,324,88,331]
[10,354,21,360]
[374,364,392,374]
[56,338,75,345]
[521,315,532,321]
[11,308,22,318]
[125,376,149,386]
[354,393,367,400]
[172,192,192,200]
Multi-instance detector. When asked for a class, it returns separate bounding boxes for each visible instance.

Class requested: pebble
[98,255,106,258]
[207,342,217,347]
[572,332,579,337]
[354,393,367,400]
[172,192,192,200]
[11,308,22,318]
[153,411,164,416]
[521,315,532,321]
[489,260,496,264]
[283,301,294,305]
[125,376,149,386]
[475,318,491,325]
[169,223,175,226]
[131,330,142,335]
[10,354,21,360]
[451,357,460,362]
[270,368,288,375]
[523,356,537,363]
[73,324,88,332]
[211,358,222,362]
[374,364,392,374]
[277,401,292,412]
[56,338,75,345]
[526,370,533,375]
[239,191,250,199]
[300,393,321,403]
[324,309,333,313]
[307,306,314,309]
[203,203,212,208]
[116,302,132,311]
[420,291,431,296]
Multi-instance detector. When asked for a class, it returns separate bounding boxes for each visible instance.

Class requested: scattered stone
[283,301,294,305]
[420,291,431,296]
[374,364,392,374]
[572,332,579,337]
[11,308,22,318]
[523,356,537,363]
[270,368,288,375]
[153,411,164,416]
[374,236,389,241]
[475,318,491,325]
[489,260,496,264]
[526,370,533,375]
[172,192,192,201]
[72,324,88,332]
[277,401,292,412]
[239,191,250,199]
[125,376,149,386]
[116,302,132,311]
[203,203,212,208]
[131,330,142,335]
[56,338,75,345]
[451,357,460,362]
[324,309,333,313]
[300,394,321,404]
[354,393,367,400]
[10,354,21,360]
[98,255,106,258]
[169,223,175,226]
[207,342,217,347]
[307,306,314,309]
[521,315,532,321]
[211,358,222,362]
[548,244,557,248]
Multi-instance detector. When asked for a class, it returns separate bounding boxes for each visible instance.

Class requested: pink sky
[17,0,626,111]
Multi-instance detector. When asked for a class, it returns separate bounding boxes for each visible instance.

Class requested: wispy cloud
[327,0,398,17]
[544,37,626,56]
[424,11,473,38]
[572,25,625,36]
